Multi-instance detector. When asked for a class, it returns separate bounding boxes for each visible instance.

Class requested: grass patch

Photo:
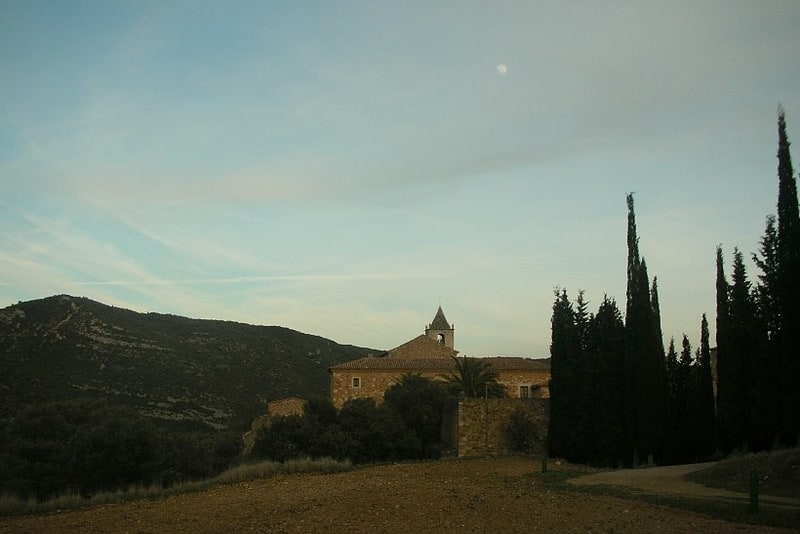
[0,457,351,518]
[532,463,800,531]
[687,448,800,499]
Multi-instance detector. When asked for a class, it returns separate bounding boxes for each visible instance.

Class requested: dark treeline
[0,400,242,500]
[716,108,800,453]
[549,110,799,466]
[253,375,449,464]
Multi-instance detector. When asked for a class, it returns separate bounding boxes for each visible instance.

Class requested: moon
[496,64,508,75]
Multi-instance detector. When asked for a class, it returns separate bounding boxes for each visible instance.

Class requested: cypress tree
[696,314,717,458]
[752,215,782,449]
[548,289,577,459]
[624,194,642,465]
[752,215,780,343]
[624,194,665,465]
[715,246,735,452]
[725,249,757,451]
[649,275,667,458]
[663,335,695,464]
[663,338,680,463]
[676,335,694,461]
[590,296,626,467]
[572,291,596,463]
[776,108,800,446]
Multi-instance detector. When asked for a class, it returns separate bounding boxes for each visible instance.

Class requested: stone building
[328,306,550,409]
[242,397,306,455]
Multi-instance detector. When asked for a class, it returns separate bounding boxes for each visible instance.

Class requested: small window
[519,385,530,398]
[437,333,445,344]
[352,377,361,388]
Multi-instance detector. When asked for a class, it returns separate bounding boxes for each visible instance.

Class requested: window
[437,333,445,344]
[519,385,530,398]
[352,377,361,388]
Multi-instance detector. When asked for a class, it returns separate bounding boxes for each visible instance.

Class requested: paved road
[569,463,800,509]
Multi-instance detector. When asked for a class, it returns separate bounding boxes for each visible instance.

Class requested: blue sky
[2,1,800,357]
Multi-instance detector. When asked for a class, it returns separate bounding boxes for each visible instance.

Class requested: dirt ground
[0,457,795,533]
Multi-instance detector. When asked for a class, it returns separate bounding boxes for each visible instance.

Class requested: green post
[749,469,759,515]
[541,451,548,473]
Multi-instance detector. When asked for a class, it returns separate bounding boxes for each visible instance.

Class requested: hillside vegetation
[0,295,375,432]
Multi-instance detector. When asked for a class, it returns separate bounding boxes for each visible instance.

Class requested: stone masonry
[444,397,549,458]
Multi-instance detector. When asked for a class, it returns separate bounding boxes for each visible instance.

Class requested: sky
[2,1,800,358]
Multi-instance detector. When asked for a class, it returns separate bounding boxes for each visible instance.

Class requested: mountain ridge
[0,295,376,432]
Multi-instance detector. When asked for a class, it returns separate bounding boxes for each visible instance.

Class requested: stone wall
[330,369,447,408]
[267,397,306,418]
[443,397,549,458]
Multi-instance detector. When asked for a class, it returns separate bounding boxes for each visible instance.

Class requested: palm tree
[442,356,506,398]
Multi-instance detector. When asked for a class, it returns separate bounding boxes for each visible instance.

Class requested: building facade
[329,307,550,408]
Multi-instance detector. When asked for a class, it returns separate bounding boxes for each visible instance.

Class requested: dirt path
[569,463,800,508]
[0,458,795,533]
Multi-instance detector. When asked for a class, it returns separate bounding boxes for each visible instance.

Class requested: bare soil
[0,457,795,533]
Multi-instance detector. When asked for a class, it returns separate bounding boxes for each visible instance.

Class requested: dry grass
[0,457,351,517]
[687,448,800,499]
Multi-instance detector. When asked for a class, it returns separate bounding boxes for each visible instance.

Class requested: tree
[547,289,578,460]
[752,215,780,344]
[716,248,759,452]
[71,408,163,495]
[751,215,782,448]
[443,355,506,398]
[302,397,353,460]
[570,291,597,463]
[588,296,626,467]
[624,194,665,465]
[383,374,448,457]
[505,406,540,454]
[694,314,717,459]
[338,398,419,463]
[776,107,800,446]
[715,246,734,452]
[661,340,693,464]
[252,414,310,462]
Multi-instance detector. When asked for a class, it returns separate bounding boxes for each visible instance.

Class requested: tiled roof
[385,334,458,359]
[330,353,551,372]
[429,306,451,330]
[330,357,456,370]
[481,357,551,370]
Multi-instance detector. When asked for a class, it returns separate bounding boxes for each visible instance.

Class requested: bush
[506,406,540,454]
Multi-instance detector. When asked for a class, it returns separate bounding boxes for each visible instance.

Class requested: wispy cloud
[76,272,440,286]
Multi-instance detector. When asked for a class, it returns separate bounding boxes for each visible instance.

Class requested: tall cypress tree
[776,108,800,446]
[649,275,667,457]
[715,246,734,452]
[676,335,694,461]
[663,334,695,464]
[572,291,596,463]
[696,314,717,458]
[721,249,757,451]
[663,338,680,463]
[752,215,782,449]
[624,194,665,465]
[548,289,576,459]
[752,215,780,344]
[590,296,626,467]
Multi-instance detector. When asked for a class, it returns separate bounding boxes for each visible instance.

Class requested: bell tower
[425,306,454,349]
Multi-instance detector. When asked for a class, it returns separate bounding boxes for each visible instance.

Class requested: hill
[0,295,375,432]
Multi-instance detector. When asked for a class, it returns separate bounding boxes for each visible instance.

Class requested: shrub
[506,406,540,454]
